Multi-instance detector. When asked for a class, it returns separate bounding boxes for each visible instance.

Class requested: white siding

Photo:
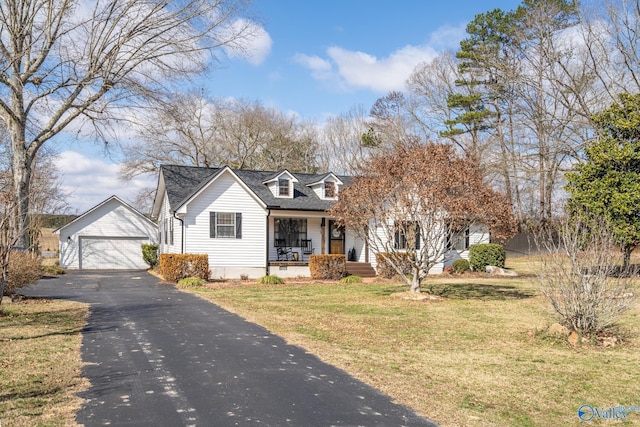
[158,193,182,255]
[59,198,157,269]
[182,170,267,278]
[442,224,490,266]
[366,219,486,274]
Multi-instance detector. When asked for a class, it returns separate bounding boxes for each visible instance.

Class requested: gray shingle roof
[160,165,351,212]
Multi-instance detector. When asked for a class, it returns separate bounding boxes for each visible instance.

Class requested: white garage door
[80,237,148,269]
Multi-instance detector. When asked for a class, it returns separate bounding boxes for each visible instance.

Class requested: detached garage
[56,196,158,270]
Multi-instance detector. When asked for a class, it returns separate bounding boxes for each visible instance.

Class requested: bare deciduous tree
[121,94,319,177]
[0,0,256,247]
[0,181,26,308]
[316,105,371,175]
[406,52,460,143]
[329,142,516,293]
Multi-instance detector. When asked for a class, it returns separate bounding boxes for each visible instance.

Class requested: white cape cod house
[152,165,489,279]
[152,165,372,279]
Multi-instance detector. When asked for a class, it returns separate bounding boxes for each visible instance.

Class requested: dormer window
[324,181,336,198]
[278,178,290,197]
[264,170,297,198]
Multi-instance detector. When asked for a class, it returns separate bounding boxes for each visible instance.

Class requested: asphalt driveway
[25,270,437,426]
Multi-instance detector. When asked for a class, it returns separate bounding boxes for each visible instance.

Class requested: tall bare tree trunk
[10,122,33,250]
[507,107,524,226]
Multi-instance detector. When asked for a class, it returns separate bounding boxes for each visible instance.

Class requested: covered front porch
[266,211,372,277]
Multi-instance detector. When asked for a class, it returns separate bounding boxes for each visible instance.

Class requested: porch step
[346,262,377,278]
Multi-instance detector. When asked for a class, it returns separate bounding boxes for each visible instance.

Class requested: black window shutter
[236,213,242,239]
[394,224,400,249]
[465,227,470,249]
[210,212,216,238]
[415,225,421,250]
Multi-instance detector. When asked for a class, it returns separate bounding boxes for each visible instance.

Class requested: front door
[329,220,345,254]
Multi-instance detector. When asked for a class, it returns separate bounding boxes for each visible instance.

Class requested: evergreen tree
[566,93,640,269]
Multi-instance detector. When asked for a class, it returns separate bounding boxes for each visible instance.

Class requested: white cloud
[295,23,466,93]
[292,54,332,79]
[226,19,272,65]
[428,24,467,51]
[55,150,156,214]
[327,45,438,92]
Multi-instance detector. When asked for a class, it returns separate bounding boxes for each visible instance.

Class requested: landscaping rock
[485,265,518,276]
[548,323,570,336]
[601,336,618,348]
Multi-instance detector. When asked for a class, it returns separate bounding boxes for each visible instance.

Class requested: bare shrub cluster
[5,251,42,296]
[535,216,637,335]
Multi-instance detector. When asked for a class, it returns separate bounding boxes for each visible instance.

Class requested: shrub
[469,244,506,271]
[159,254,209,282]
[443,265,454,275]
[177,276,205,287]
[309,254,346,280]
[42,264,66,275]
[452,259,471,274]
[4,251,42,295]
[340,275,362,284]
[257,275,284,284]
[536,215,637,335]
[142,244,158,268]
[375,252,413,279]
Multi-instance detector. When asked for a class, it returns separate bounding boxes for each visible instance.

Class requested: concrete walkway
[25,271,437,426]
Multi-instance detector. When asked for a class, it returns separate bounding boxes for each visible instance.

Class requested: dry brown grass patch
[0,298,89,426]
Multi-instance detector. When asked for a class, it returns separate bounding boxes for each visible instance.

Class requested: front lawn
[0,298,88,426]
[187,267,640,426]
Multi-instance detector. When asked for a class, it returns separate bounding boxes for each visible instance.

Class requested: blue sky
[54,0,523,214]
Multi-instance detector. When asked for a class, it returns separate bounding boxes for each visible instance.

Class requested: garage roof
[54,195,156,234]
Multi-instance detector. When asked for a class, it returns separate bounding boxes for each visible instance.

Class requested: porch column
[321,217,326,254]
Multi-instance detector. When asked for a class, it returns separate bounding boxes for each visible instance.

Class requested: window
[169,217,174,245]
[394,221,420,250]
[447,226,470,251]
[210,212,242,239]
[324,181,336,198]
[278,178,290,196]
[274,218,307,247]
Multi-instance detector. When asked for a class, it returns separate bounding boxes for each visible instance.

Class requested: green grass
[187,265,640,426]
[177,276,205,287]
[0,298,88,426]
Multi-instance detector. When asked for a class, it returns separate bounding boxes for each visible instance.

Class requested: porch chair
[277,247,292,261]
[301,239,314,261]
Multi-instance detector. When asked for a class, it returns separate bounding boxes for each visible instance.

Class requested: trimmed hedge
[142,244,158,268]
[469,243,506,271]
[452,258,471,274]
[309,254,346,280]
[375,252,413,279]
[159,253,209,282]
